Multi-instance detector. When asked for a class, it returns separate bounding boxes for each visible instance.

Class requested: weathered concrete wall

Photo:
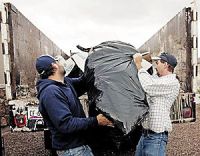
[6,3,68,96]
[138,8,193,92]
[0,23,5,86]
[0,3,69,125]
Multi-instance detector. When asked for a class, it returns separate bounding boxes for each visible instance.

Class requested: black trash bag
[82,41,149,154]
[84,41,149,133]
[86,123,143,155]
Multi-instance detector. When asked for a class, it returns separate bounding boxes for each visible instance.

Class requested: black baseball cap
[153,52,177,68]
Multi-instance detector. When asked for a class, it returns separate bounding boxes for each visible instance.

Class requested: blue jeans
[56,145,94,156]
[135,131,168,156]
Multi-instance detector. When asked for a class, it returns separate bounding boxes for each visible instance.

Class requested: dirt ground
[1,105,200,156]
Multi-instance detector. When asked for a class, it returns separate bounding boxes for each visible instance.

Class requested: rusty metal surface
[138,8,193,92]
[5,3,67,96]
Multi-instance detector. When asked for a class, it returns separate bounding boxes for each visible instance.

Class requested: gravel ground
[2,105,200,156]
[2,129,50,156]
[167,104,200,156]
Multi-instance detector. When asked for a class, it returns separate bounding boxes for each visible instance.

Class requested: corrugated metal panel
[138,8,193,92]
[4,3,68,97]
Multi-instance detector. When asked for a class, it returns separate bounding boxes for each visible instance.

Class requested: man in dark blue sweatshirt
[35,55,113,156]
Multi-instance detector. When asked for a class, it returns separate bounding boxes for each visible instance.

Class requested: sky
[3,0,200,56]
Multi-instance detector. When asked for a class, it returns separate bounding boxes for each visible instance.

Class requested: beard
[61,67,66,76]
[157,73,161,77]
[59,65,66,76]
[155,69,161,77]
[63,69,66,76]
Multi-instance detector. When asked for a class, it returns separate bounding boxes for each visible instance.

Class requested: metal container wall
[0,27,5,86]
[0,3,70,126]
[138,8,193,92]
[3,3,68,97]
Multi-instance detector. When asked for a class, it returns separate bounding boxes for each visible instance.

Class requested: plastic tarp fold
[84,41,149,134]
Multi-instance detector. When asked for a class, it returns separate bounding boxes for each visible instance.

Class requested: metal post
[191,0,198,92]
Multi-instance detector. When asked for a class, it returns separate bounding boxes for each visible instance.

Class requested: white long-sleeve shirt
[138,68,180,133]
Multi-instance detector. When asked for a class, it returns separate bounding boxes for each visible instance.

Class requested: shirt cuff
[138,68,148,74]
[88,117,98,127]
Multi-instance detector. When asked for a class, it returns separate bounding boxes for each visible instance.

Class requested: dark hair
[40,65,55,79]
[167,64,174,73]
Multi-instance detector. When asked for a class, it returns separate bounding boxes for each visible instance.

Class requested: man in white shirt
[134,52,180,156]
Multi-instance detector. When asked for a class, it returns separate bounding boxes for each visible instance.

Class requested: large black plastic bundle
[82,41,149,155]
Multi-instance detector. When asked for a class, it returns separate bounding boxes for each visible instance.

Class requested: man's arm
[65,76,87,97]
[137,69,177,96]
[133,53,178,96]
[42,86,112,134]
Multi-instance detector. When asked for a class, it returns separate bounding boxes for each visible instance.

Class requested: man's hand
[142,53,152,63]
[133,53,142,70]
[96,114,114,127]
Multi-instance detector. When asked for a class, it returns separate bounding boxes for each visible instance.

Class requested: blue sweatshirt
[36,77,98,150]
